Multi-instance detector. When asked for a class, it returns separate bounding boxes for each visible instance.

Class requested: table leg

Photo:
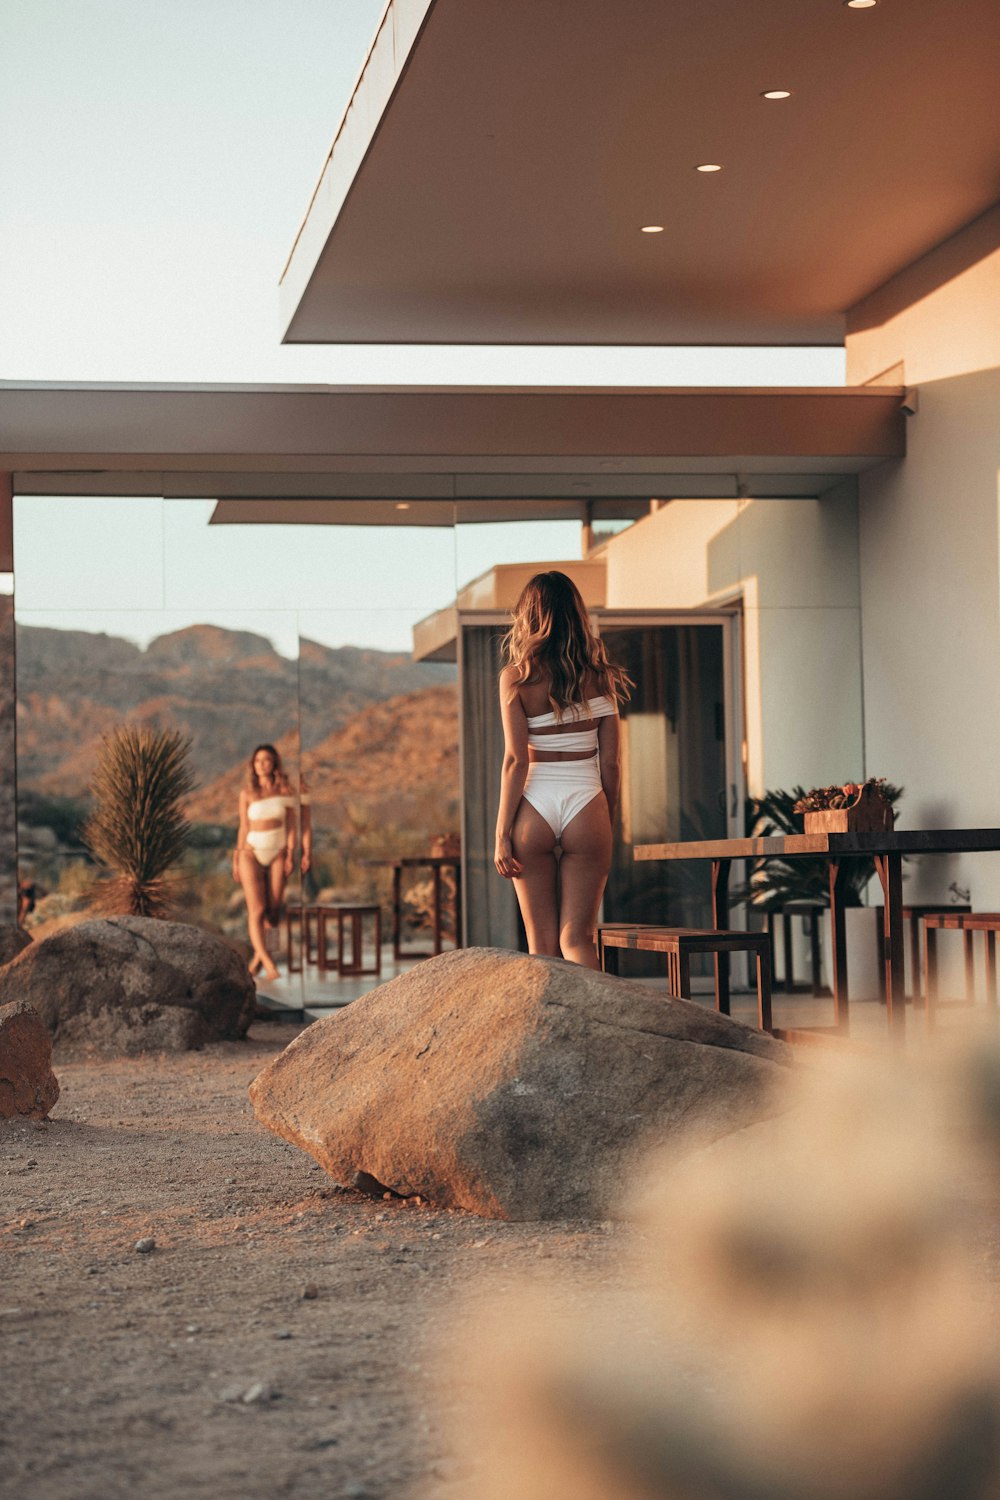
[317,910,328,975]
[782,911,794,993]
[432,865,443,956]
[392,865,403,962]
[828,860,851,1033]
[986,932,997,1011]
[453,862,463,950]
[374,908,383,977]
[909,912,922,1007]
[711,859,731,1016]
[874,853,906,1039]
[809,910,822,996]
[924,924,939,1028]
[677,949,692,1000]
[964,929,976,1005]
[756,944,772,1032]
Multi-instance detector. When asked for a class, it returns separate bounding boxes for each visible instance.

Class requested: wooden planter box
[803,788,894,835]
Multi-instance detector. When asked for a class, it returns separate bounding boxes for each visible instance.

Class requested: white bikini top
[247,795,291,820]
[525,694,617,751]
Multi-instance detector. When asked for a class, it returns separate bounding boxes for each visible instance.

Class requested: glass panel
[600,622,728,976]
[297,599,460,1009]
[460,623,523,951]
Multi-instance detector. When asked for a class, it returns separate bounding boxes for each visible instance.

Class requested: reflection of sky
[13,496,583,653]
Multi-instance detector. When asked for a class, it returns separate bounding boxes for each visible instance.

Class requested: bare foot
[248,955,262,977]
[261,963,280,984]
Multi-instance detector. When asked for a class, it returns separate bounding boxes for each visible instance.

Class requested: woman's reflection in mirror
[232,743,295,982]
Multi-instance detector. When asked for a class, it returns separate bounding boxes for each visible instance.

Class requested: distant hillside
[15,622,455,801]
[187,683,459,835]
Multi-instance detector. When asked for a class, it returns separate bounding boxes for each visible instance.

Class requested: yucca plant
[83,725,196,918]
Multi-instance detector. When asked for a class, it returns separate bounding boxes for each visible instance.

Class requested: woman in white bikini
[495,571,631,968]
[233,743,295,982]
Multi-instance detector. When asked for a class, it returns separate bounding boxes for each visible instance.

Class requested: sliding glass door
[598,616,735,950]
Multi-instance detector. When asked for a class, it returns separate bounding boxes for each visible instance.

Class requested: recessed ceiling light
[640,224,664,233]
[395,502,410,510]
[844,0,877,8]
[761,89,792,99]
[695,163,723,173]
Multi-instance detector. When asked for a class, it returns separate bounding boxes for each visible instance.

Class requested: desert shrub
[82,725,195,918]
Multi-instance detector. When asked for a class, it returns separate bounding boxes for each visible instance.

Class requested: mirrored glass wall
[11,492,737,1003]
[11,496,463,1010]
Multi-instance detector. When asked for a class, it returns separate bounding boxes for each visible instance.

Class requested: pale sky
[3,0,845,652]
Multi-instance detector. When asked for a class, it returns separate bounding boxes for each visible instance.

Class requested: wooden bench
[923,910,1000,1026]
[598,925,772,1031]
[316,904,382,977]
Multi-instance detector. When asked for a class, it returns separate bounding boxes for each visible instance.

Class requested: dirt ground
[0,1022,627,1500]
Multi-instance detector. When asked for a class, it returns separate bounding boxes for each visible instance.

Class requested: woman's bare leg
[238,850,280,981]
[511,799,560,957]
[557,793,612,969]
[265,857,287,929]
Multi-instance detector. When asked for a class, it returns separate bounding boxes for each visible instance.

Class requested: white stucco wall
[603,484,865,798]
[849,211,1000,905]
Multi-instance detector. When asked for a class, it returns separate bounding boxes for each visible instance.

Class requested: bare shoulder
[498,664,521,701]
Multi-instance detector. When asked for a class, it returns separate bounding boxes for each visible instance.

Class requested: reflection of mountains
[15,622,456,801]
[188,684,459,831]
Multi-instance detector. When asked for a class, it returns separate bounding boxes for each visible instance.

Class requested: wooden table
[635,829,1000,1039]
[385,857,462,961]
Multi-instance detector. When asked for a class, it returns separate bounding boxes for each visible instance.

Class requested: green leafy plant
[82,725,196,918]
[731,783,904,911]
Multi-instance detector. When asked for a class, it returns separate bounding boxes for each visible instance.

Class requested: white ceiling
[281,0,1000,346]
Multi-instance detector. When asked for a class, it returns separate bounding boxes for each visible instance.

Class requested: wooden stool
[763,902,825,995]
[316,903,382,978]
[871,904,971,1005]
[595,922,645,973]
[600,926,772,1032]
[923,911,1000,1027]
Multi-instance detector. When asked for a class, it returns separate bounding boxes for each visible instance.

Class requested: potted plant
[793,777,896,835]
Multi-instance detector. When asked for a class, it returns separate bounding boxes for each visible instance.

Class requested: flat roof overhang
[280,0,1000,346]
[0,382,904,512]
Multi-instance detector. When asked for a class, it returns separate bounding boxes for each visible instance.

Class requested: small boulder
[0,924,31,968]
[0,916,255,1054]
[0,999,59,1118]
[250,947,791,1221]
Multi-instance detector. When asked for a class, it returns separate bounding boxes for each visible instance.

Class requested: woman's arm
[300,790,313,876]
[597,714,622,828]
[283,799,296,876]
[495,666,529,879]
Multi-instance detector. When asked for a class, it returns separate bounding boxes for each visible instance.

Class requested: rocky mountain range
[15,622,457,817]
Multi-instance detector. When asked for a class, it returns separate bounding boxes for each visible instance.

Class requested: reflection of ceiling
[280,0,1000,346]
[2,382,905,510]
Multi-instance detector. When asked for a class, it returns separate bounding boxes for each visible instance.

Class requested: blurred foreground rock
[0,998,59,1117]
[0,916,255,1053]
[249,946,791,1220]
[450,1047,1000,1500]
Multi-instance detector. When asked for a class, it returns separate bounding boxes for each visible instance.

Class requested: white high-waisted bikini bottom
[521,758,603,841]
[246,827,286,868]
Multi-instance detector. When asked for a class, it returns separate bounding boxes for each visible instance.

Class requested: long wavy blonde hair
[502,571,632,715]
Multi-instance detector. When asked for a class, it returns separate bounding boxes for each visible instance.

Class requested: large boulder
[0,999,59,1118]
[0,916,256,1054]
[0,923,31,967]
[250,947,792,1221]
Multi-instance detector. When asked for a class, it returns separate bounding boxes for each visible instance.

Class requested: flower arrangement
[792,778,892,815]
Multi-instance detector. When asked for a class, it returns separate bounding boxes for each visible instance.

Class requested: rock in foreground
[250,947,791,1220]
[0,998,59,1117]
[0,917,256,1054]
[0,923,31,967]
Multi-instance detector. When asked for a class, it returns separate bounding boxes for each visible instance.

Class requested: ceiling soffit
[281,0,1000,346]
